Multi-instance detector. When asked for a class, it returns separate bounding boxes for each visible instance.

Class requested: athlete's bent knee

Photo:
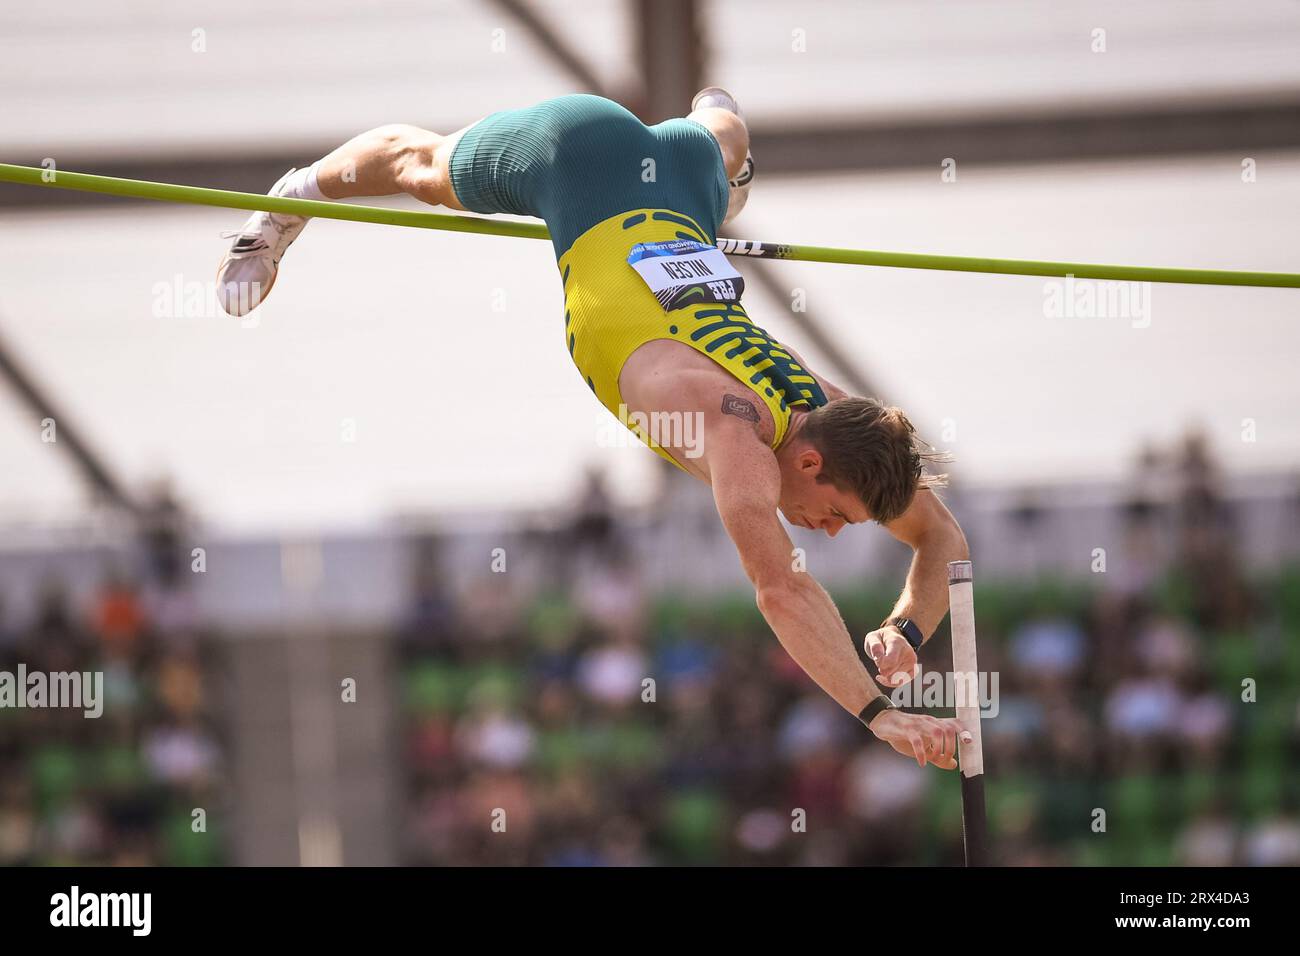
[378,126,443,204]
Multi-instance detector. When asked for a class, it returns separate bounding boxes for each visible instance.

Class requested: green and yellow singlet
[448,94,827,469]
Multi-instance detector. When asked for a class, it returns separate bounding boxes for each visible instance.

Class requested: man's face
[776,447,871,537]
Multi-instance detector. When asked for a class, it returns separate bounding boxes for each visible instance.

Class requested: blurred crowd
[2,436,1297,866]
[0,486,225,866]
[397,436,1300,865]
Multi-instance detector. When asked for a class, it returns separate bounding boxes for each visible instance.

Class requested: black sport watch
[889,617,926,651]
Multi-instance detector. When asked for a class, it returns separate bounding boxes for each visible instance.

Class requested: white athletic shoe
[692,87,754,226]
[692,86,745,119]
[723,153,754,225]
[215,167,310,317]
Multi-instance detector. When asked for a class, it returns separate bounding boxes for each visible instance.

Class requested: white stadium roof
[1,0,1298,532]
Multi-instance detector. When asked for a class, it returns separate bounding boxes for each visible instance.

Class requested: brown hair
[800,397,950,524]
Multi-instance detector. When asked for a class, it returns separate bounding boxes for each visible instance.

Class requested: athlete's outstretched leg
[216,122,472,316]
[312,123,468,209]
[688,88,753,225]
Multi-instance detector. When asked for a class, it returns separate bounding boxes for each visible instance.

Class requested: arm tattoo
[721,393,760,423]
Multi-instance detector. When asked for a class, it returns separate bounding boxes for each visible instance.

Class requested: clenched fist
[864,624,920,688]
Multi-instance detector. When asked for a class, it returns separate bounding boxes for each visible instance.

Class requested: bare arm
[882,489,970,636]
[866,489,971,686]
[707,421,881,715]
[706,426,968,766]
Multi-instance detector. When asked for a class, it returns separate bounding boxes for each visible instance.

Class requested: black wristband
[889,617,926,651]
[858,695,895,728]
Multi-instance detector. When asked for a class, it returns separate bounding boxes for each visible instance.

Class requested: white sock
[280,162,326,201]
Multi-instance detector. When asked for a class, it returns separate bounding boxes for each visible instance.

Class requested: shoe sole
[215,255,278,318]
